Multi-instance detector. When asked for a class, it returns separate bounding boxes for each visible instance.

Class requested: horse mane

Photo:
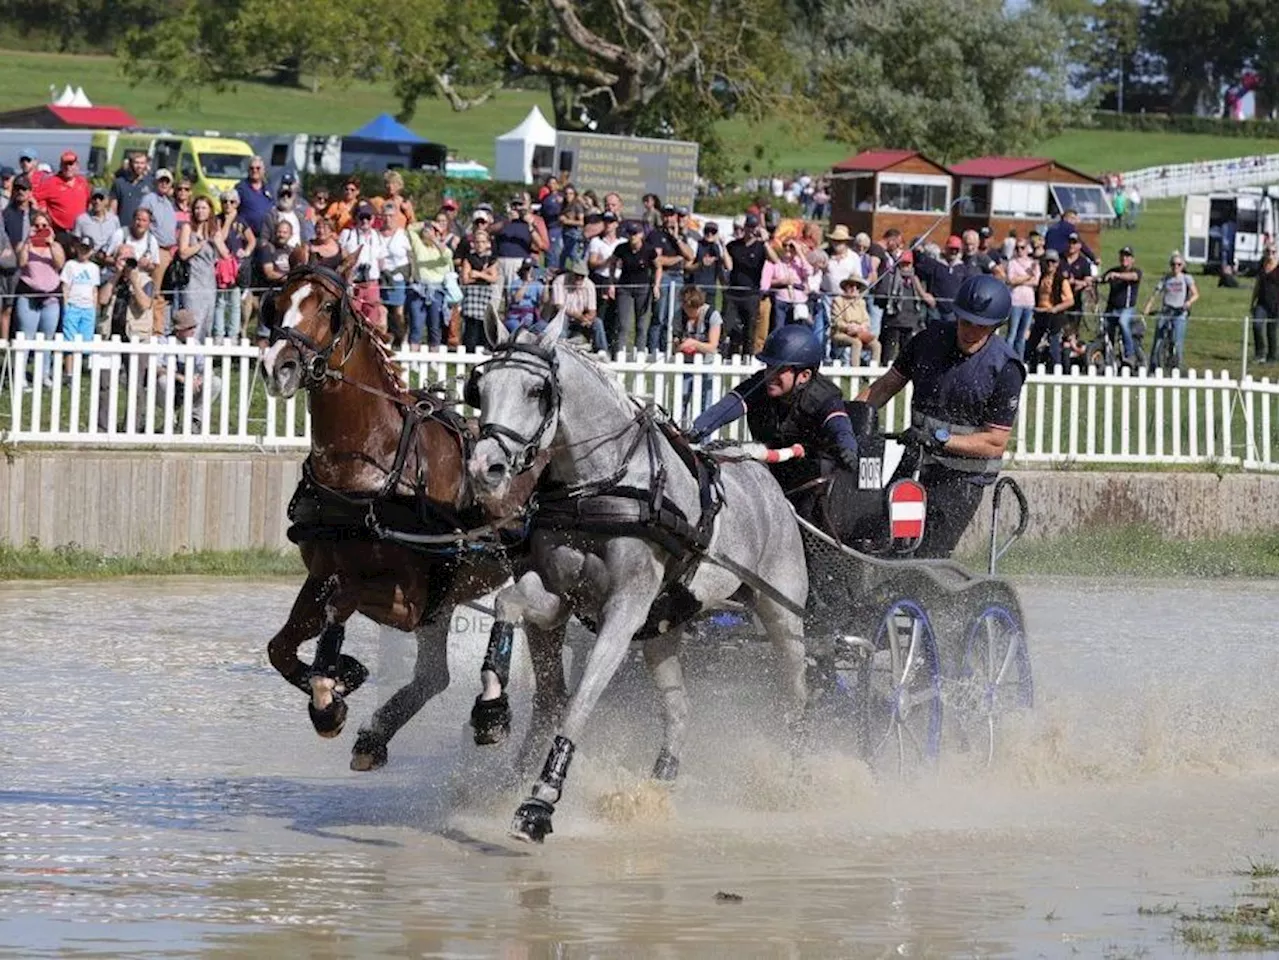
[547,337,636,417]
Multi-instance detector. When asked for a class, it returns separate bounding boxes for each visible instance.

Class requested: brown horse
[259,253,561,771]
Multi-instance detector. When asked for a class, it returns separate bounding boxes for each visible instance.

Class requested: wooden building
[828,149,954,244]
[948,156,1109,251]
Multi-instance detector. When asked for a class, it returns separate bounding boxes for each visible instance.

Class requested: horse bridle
[467,342,561,473]
[267,264,358,388]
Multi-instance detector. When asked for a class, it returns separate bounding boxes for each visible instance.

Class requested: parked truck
[1183,187,1278,275]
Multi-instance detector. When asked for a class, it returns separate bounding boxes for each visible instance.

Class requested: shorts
[381,275,406,307]
[62,304,97,341]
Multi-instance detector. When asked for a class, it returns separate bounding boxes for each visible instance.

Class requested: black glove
[683,426,708,445]
[901,425,942,453]
[837,446,859,472]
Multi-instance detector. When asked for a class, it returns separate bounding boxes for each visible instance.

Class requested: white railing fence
[1120,154,1279,201]
[1,335,1276,471]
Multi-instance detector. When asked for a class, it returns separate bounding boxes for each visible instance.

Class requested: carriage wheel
[953,605,1033,768]
[855,599,943,776]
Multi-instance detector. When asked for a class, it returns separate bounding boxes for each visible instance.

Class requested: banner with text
[554,132,699,216]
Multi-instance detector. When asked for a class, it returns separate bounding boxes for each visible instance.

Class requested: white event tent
[493,106,557,183]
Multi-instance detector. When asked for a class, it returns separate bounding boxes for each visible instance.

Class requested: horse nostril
[485,462,507,483]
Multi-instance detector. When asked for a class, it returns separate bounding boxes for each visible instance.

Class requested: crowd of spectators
[2,144,1276,405]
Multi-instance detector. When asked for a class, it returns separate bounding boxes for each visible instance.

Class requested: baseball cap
[60,150,78,165]
[744,214,760,228]
[1120,246,1134,256]
[355,202,376,219]
[703,221,718,233]
[732,214,747,229]
[155,168,173,182]
[280,172,297,185]
[978,226,992,239]
[90,186,107,199]
[624,222,643,236]
[676,205,689,217]
[441,197,458,210]
[472,209,493,223]
[1068,231,1081,242]
[0,165,15,178]
[19,147,37,161]
[661,203,677,215]
[945,235,963,249]
[509,194,525,206]
[602,211,618,222]
[898,250,914,265]
[1044,248,1060,261]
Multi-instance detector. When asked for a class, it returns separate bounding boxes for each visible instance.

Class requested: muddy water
[1,577,1276,958]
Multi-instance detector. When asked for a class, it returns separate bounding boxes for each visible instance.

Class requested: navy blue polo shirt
[894,322,1025,431]
[916,256,977,317]
[235,180,274,234]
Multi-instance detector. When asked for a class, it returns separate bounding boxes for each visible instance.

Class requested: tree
[815,0,1077,162]
[1142,0,1278,116]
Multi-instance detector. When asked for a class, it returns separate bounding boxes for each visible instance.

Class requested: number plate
[858,457,882,490]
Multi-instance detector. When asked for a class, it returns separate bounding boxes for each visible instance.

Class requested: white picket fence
[1121,153,1279,201]
[0,335,1276,471]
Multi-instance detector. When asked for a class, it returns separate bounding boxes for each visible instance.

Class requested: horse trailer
[1183,187,1278,274]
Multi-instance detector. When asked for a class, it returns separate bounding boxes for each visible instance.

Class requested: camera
[124,257,138,269]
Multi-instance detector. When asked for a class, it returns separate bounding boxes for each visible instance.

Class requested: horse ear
[484,303,510,349]
[288,244,309,269]
[336,249,360,281]
[540,308,567,349]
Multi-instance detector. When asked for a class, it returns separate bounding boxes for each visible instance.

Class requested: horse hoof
[308,695,348,739]
[510,798,555,843]
[350,730,389,771]
[651,750,680,782]
[471,693,511,746]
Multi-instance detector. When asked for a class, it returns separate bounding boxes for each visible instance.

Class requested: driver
[859,274,1025,558]
[685,325,859,520]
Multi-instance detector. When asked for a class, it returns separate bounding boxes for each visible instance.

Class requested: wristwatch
[933,427,951,446]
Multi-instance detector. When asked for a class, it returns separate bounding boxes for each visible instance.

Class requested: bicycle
[1085,311,1147,372]
[1148,308,1187,375]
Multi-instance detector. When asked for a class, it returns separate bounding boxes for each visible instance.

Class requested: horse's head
[261,250,359,399]
[467,309,566,507]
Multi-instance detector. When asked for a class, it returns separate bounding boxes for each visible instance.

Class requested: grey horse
[465,311,809,842]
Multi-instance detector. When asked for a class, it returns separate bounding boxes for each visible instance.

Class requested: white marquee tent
[494,106,557,184]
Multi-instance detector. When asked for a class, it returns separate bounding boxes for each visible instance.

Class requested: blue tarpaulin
[349,114,425,143]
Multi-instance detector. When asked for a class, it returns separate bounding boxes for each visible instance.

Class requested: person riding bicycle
[685,324,859,521]
[859,275,1026,558]
[1143,252,1198,373]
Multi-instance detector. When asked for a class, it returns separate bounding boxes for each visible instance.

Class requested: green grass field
[1,50,1275,175]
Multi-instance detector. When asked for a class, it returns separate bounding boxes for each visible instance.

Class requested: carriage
[684,401,1034,776]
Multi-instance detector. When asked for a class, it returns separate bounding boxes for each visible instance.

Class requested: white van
[1183,187,1277,273]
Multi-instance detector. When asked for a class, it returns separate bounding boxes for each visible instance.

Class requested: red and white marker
[888,479,926,540]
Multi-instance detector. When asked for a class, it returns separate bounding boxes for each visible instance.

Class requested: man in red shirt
[35,151,91,246]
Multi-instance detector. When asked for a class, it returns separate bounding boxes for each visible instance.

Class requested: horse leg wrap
[313,623,345,672]
[481,621,515,689]
[536,735,575,804]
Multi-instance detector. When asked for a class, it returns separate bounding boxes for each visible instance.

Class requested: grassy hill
[2,50,1275,175]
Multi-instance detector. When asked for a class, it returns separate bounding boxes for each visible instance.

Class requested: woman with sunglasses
[1143,252,1198,373]
[1003,236,1039,360]
[329,179,361,232]
[213,191,255,341]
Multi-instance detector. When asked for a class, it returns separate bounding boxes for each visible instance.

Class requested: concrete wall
[0,451,1275,555]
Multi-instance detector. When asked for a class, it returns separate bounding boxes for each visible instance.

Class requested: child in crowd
[60,237,100,379]
[829,275,880,367]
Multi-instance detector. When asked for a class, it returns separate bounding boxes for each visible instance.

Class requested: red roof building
[948,154,1109,250]
[0,104,139,129]
[828,149,954,244]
